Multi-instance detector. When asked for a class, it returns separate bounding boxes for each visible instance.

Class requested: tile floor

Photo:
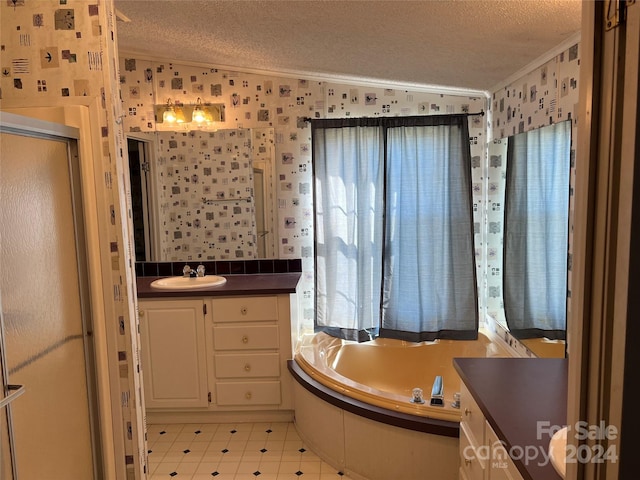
[147,422,354,479]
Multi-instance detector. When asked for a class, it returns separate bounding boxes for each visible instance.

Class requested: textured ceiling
[115,0,582,93]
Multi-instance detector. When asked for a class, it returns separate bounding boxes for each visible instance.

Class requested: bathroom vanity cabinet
[459,382,523,480]
[454,358,567,480]
[136,273,300,423]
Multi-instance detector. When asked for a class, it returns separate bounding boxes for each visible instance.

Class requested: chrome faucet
[183,264,193,277]
[183,264,206,277]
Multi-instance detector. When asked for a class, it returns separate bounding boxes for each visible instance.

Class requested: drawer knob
[139,311,144,317]
[240,307,248,315]
[245,391,252,400]
[464,407,471,416]
[465,458,472,466]
[244,363,251,372]
[242,335,249,344]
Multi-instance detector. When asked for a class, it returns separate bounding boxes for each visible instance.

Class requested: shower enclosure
[0,113,102,479]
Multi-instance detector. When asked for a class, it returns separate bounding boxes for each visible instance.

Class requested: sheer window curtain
[313,116,477,342]
[314,121,384,341]
[504,121,571,340]
[381,120,477,340]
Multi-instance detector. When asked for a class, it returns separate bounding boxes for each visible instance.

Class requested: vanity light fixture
[155,100,225,126]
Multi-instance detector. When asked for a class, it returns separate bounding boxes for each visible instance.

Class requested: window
[313,115,477,342]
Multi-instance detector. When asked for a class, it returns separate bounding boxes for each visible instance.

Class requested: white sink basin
[548,426,567,479]
[150,275,227,290]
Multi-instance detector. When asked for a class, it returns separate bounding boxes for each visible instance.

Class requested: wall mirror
[488,121,572,358]
[128,127,277,262]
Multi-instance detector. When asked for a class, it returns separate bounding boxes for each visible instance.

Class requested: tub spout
[430,375,444,406]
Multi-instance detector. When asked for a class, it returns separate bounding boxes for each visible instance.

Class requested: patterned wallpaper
[487,40,580,330]
[1,1,146,479]
[118,58,487,332]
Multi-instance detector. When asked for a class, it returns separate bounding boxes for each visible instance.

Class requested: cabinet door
[139,299,208,408]
[486,421,524,480]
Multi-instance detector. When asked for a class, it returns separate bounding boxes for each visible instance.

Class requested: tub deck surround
[136,272,301,298]
[293,330,510,424]
[288,359,459,437]
[453,357,568,480]
[520,337,567,358]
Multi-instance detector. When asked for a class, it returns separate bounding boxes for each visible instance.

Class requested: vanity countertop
[453,357,567,480]
[136,272,301,298]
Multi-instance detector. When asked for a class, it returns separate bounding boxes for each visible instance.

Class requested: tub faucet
[430,375,444,406]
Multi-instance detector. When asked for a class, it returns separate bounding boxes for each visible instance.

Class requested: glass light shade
[192,106,206,123]
[163,106,177,123]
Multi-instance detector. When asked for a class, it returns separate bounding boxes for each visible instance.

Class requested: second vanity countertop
[453,357,568,480]
[136,272,301,298]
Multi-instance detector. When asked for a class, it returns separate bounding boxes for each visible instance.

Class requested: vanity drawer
[212,296,278,323]
[214,353,280,378]
[215,381,281,406]
[461,382,485,447]
[213,325,279,350]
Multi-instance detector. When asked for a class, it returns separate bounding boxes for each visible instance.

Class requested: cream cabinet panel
[486,421,524,480]
[215,381,281,406]
[461,382,485,447]
[139,299,208,408]
[213,325,279,350]
[460,383,486,480]
[214,353,280,378]
[211,296,278,322]
[460,422,486,480]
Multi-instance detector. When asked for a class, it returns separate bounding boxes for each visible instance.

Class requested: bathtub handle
[244,363,251,372]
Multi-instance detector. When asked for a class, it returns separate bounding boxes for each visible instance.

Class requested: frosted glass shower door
[0,123,99,479]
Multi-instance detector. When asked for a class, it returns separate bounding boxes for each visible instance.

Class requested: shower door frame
[0,112,103,478]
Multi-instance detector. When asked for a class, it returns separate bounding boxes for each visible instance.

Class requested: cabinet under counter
[453,358,567,480]
[136,273,300,424]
